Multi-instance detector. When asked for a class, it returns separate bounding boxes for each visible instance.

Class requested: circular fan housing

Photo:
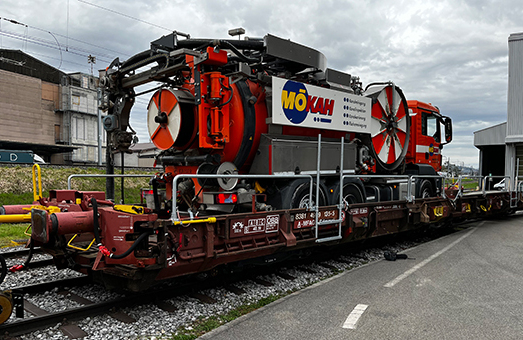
[147,89,195,150]
[364,84,410,172]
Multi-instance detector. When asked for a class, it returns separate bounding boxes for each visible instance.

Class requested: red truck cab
[406,101,452,172]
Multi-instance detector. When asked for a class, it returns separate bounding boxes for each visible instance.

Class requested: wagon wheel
[365,84,410,172]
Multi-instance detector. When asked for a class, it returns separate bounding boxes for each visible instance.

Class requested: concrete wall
[0,69,61,146]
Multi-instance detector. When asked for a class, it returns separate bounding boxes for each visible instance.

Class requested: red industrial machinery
[1,32,517,296]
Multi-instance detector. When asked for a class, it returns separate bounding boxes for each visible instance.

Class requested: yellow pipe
[32,164,42,201]
[173,217,217,225]
[0,214,32,223]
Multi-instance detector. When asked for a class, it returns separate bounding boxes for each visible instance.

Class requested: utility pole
[87,55,96,75]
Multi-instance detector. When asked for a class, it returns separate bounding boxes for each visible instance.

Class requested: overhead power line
[0,29,112,63]
[1,44,93,69]
[0,17,127,58]
[77,0,174,32]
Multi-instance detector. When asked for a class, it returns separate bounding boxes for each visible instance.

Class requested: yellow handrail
[173,217,217,225]
[32,164,42,201]
[67,234,96,251]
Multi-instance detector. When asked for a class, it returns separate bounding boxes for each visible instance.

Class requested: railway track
[0,247,42,260]
[0,225,464,339]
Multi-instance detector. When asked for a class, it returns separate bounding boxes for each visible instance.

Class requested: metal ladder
[314,135,345,243]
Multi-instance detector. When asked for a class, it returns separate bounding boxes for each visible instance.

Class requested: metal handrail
[32,164,42,201]
[67,174,154,190]
[481,175,511,196]
[171,174,314,221]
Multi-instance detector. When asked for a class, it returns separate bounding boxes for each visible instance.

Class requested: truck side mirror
[444,117,452,143]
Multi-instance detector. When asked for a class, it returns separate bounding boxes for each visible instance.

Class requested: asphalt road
[202,214,523,340]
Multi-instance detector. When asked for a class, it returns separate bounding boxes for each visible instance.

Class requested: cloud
[1,0,522,168]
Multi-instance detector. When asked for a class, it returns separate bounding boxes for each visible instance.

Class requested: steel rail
[0,247,41,259]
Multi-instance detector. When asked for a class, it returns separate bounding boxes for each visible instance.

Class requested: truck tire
[419,180,433,198]
[341,183,365,205]
[291,183,327,209]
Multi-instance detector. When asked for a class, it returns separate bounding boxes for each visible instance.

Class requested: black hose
[119,52,169,75]
[0,254,6,284]
[219,40,259,64]
[233,80,257,169]
[91,196,151,260]
[110,231,151,259]
[23,238,34,268]
[216,78,233,108]
[91,198,101,245]
[152,178,161,213]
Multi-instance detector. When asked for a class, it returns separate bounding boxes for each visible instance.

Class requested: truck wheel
[419,180,433,198]
[291,183,326,209]
[342,184,364,205]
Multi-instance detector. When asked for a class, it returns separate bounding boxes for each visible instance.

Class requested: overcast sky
[1,0,522,167]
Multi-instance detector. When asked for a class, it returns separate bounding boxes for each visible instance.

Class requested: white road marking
[342,304,368,329]
[384,225,481,288]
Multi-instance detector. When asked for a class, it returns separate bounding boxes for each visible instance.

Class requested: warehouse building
[474,32,523,189]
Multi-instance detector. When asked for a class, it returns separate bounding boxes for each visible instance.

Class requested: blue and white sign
[0,150,34,164]
[271,77,371,134]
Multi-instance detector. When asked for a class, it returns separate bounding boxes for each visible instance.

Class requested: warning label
[229,214,280,237]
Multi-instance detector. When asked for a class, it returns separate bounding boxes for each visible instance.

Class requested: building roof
[473,122,507,147]
[0,140,76,157]
[0,49,66,84]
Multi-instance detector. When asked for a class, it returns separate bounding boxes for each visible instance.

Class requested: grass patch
[0,166,155,247]
[171,294,282,340]
[0,223,29,248]
[446,178,481,191]
[0,192,42,206]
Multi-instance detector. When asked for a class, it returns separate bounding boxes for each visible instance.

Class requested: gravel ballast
[0,236,434,339]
